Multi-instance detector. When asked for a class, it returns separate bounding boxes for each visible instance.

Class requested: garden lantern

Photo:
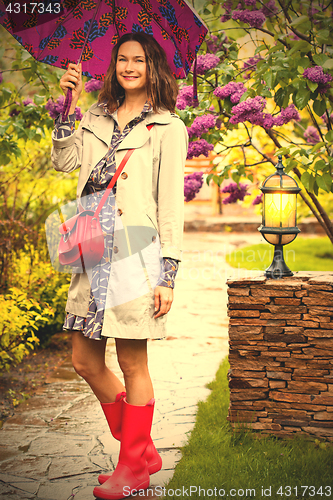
[258,155,301,278]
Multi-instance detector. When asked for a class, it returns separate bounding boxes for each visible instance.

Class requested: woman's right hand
[59,62,82,107]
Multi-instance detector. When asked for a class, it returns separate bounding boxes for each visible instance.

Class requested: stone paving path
[0,231,262,500]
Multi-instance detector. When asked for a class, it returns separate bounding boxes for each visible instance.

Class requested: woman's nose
[125,60,134,72]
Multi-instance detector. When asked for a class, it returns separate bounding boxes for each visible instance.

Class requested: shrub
[0,287,54,372]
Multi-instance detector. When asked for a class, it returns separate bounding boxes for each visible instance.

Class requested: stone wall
[227,273,333,441]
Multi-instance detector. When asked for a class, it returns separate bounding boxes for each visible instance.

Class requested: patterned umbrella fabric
[0,0,208,79]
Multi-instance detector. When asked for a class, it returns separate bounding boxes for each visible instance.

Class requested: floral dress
[54,101,179,340]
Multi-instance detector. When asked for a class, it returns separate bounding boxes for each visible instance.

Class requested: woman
[51,32,188,500]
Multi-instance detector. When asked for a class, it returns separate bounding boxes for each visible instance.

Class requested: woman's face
[116,41,147,94]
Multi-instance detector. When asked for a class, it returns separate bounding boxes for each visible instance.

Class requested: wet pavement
[0,230,263,500]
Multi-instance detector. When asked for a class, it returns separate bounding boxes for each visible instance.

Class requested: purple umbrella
[0,0,208,80]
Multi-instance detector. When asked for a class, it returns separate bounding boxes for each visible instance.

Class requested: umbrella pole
[62,0,103,121]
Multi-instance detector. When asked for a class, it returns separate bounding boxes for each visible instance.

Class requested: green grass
[164,359,333,500]
[225,236,333,272]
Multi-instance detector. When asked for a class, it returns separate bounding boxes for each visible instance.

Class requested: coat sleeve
[51,111,87,173]
[157,116,188,262]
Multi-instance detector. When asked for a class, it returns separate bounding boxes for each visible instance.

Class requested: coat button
[152,236,156,243]
[117,208,123,216]
[121,172,128,179]
[113,246,119,253]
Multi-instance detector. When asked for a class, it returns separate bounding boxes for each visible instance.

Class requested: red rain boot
[98,396,161,485]
[93,398,154,500]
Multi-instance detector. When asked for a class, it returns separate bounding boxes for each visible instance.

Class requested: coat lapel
[116,109,173,152]
[86,105,114,146]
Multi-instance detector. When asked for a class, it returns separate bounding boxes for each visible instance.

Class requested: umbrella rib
[77,0,103,64]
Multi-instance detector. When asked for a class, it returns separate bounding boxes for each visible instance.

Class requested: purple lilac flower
[260,0,278,17]
[85,78,104,93]
[262,113,275,129]
[309,6,319,22]
[75,107,83,121]
[9,105,20,117]
[252,193,263,205]
[45,95,82,120]
[206,34,229,54]
[304,126,320,144]
[274,104,300,126]
[321,112,333,124]
[221,182,250,204]
[232,9,266,28]
[187,114,216,139]
[195,54,220,75]
[303,66,332,86]
[23,98,34,106]
[244,0,256,5]
[45,95,65,119]
[184,171,204,202]
[187,139,214,160]
[243,55,262,79]
[220,0,233,22]
[176,85,195,110]
[230,96,266,125]
[214,82,246,104]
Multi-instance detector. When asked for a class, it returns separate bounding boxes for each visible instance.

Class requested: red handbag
[58,124,154,270]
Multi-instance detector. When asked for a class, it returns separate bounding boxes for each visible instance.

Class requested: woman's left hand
[154,286,173,318]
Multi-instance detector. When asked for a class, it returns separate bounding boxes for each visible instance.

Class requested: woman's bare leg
[115,338,153,406]
[71,330,125,403]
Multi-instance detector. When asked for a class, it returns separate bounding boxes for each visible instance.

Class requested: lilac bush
[45,95,82,121]
[85,78,104,93]
[214,82,246,103]
[303,66,332,94]
[187,114,216,139]
[187,139,214,160]
[232,9,266,29]
[252,193,263,205]
[176,85,196,110]
[184,172,204,202]
[221,182,250,204]
[206,34,229,54]
[179,0,333,243]
[304,126,320,145]
[195,54,220,75]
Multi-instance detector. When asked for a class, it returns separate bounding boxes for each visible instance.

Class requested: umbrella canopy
[0,0,208,79]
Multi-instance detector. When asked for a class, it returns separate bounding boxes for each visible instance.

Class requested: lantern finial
[277,155,284,173]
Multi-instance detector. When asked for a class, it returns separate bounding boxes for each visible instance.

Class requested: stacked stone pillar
[227,273,333,441]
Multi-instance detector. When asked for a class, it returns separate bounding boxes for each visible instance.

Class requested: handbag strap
[93,123,154,219]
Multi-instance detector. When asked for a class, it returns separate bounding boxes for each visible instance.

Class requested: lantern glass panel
[264,192,297,228]
[264,233,297,245]
[264,174,298,188]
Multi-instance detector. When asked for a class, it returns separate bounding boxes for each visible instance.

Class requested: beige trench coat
[51,103,188,339]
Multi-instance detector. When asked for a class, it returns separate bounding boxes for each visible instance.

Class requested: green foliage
[0,131,76,291]
[0,27,61,165]
[0,287,53,372]
[10,247,71,344]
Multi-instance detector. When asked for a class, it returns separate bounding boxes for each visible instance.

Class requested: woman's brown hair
[98,32,179,113]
